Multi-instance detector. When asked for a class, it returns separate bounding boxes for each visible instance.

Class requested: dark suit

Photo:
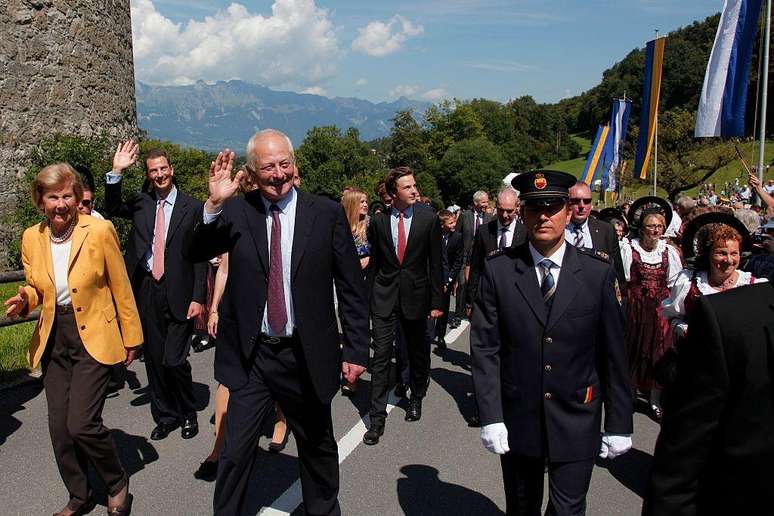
[571,217,626,287]
[188,188,370,515]
[454,209,494,318]
[368,206,443,424]
[643,282,774,516]
[465,219,527,308]
[434,230,464,339]
[471,243,632,514]
[105,181,206,426]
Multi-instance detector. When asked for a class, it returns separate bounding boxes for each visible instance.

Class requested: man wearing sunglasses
[565,181,626,286]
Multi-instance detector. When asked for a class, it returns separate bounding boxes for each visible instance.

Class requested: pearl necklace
[49,216,77,244]
[708,271,738,291]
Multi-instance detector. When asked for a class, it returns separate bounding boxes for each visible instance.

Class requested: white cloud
[355,77,368,86]
[351,15,424,57]
[131,0,341,88]
[389,84,419,98]
[301,86,327,96]
[468,61,537,73]
[422,88,448,102]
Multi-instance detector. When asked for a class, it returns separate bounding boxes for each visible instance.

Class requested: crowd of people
[4,128,774,516]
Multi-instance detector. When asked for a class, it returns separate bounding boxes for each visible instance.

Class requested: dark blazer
[470,243,632,462]
[466,219,527,307]
[104,181,207,320]
[588,217,626,287]
[443,230,464,290]
[456,209,495,263]
[643,282,774,516]
[187,189,371,403]
[368,206,444,320]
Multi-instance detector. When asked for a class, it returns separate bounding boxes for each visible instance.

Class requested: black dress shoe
[150,421,178,441]
[52,496,96,516]
[340,380,357,397]
[405,398,422,422]
[181,417,199,439]
[363,423,384,445]
[435,337,447,350]
[193,460,218,481]
[448,318,460,329]
[394,383,408,399]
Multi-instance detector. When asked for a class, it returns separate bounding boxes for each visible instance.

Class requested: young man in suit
[188,129,370,515]
[433,209,464,350]
[105,141,207,441]
[466,187,527,312]
[363,167,444,445]
[451,191,494,328]
[644,282,774,515]
[565,181,626,285]
[471,170,633,515]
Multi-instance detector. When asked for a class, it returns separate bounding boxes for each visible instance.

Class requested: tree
[388,110,427,171]
[437,137,510,205]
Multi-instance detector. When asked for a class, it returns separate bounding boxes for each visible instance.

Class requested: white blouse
[662,269,767,337]
[51,241,72,306]
[622,238,682,287]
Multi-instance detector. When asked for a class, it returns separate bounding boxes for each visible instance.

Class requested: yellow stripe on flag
[639,37,666,180]
[582,125,610,185]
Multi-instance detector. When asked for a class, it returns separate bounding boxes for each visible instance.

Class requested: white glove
[480,422,510,455]
[599,433,632,459]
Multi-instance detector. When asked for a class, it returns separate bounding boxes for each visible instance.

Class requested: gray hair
[246,129,295,170]
[497,186,519,205]
[472,190,489,203]
[734,208,760,234]
[675,196,697,211]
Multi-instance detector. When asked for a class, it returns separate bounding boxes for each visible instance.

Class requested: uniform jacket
[466,219,527,307]
[587,217,626,287]
[644,282,774,516]
[186,189,370,403]
[21,215,143,367]
[470,242,632,461]
[104,181,207,320]
[368,206,444,320]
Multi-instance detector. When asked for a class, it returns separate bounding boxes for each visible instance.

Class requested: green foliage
[388,110,428,171]
[0,282,34,381]
[437,137,510,205]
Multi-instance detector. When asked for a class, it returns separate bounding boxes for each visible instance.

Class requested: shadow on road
[595,447,653,499]
[0,380,43,447]
[430,350,478,424]
[397,464,503,515]
[242,450,307,516]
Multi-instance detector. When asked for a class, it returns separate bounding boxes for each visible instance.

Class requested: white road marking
[259,320,470,515]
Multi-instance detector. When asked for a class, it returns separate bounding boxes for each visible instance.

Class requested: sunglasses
[569,198,593,206]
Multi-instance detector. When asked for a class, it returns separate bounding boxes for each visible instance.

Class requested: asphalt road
[0,321,660,515]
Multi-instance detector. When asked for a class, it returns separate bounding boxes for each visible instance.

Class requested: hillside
[136,80,431,151]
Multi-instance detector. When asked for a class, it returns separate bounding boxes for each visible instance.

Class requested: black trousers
[500,453,594,516]
[369,312,430,425]
[137,272,197,425]
[42,312,128,503]
[434,289,453,339]
[214,335,340,516]
[454,270,468,319]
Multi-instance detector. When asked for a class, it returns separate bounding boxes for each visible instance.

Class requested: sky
[131,0,722,104]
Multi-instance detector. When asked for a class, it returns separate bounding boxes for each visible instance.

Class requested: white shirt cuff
[203,207,221,224]
[105,172,122,184]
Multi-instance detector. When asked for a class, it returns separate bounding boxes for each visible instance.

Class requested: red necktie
[267,204,288,334]
[151,199,166,280]
[397,211,407,263]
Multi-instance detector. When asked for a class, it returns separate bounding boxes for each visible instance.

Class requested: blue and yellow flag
[633,37,666,180]
[581,124,610,186]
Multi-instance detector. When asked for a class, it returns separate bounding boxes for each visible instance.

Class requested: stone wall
[0,0,137,268]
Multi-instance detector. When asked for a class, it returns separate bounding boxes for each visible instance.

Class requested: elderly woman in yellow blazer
[4,163,142,516]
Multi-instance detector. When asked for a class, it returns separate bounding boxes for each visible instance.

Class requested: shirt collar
[157,185,177,205]
[498,219,515,232]
[571,218,588,232]
[391,205,414,218]
[260,186,297,214]
[528,241,567,269]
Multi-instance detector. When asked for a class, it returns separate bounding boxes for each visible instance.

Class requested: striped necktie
[540,260,556,305]
[573,225,584,248]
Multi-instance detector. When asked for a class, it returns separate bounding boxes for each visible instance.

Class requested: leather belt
[55,305,74,315]
[260,333,295,346]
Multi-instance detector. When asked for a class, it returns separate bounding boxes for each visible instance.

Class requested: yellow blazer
[21,214,143,367]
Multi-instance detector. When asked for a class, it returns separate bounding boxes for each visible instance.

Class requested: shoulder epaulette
[486,249,505,260]
[577,247,611,263]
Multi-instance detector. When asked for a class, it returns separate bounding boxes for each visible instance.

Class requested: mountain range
[135,80,430,151]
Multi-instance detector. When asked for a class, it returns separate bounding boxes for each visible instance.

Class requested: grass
[548,136,774,206]
[0,281,34,383]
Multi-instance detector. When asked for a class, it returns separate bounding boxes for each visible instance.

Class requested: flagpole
[756,0,771,199]
[653,29,659,197]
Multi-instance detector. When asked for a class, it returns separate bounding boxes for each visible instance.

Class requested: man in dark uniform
[470,170,633,515]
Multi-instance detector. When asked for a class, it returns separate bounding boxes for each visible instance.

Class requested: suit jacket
[456,209,495,263]
[466,219,527,307]
[587,217,626,287]
[187,189,370,403]
[104,182,207,320]
[443,230,464,290]
[21,215,143,367]
[643,282,774,516]
[470,243,632,462]
[368,206,444,320]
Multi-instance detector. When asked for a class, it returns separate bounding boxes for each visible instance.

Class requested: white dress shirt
[565,219,592,248]
[390,205,414,257]
[497,219,518,248]
[528,241,567,289]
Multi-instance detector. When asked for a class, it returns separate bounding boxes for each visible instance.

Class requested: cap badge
[534,173,547,190]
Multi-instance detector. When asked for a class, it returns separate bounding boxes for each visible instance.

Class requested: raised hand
[112,140,139,174]
[4,286,28,318]
[205,149,244,212]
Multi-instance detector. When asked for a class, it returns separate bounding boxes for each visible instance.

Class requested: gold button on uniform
[544,365,552,372]
[544,392,552,400]
[544,337,553,344]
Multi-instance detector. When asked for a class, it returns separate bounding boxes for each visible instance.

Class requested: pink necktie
[151,200,166,280]
[267,205,288,333]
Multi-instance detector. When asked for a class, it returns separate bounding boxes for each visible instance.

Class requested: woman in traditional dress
[623,208,682,421]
